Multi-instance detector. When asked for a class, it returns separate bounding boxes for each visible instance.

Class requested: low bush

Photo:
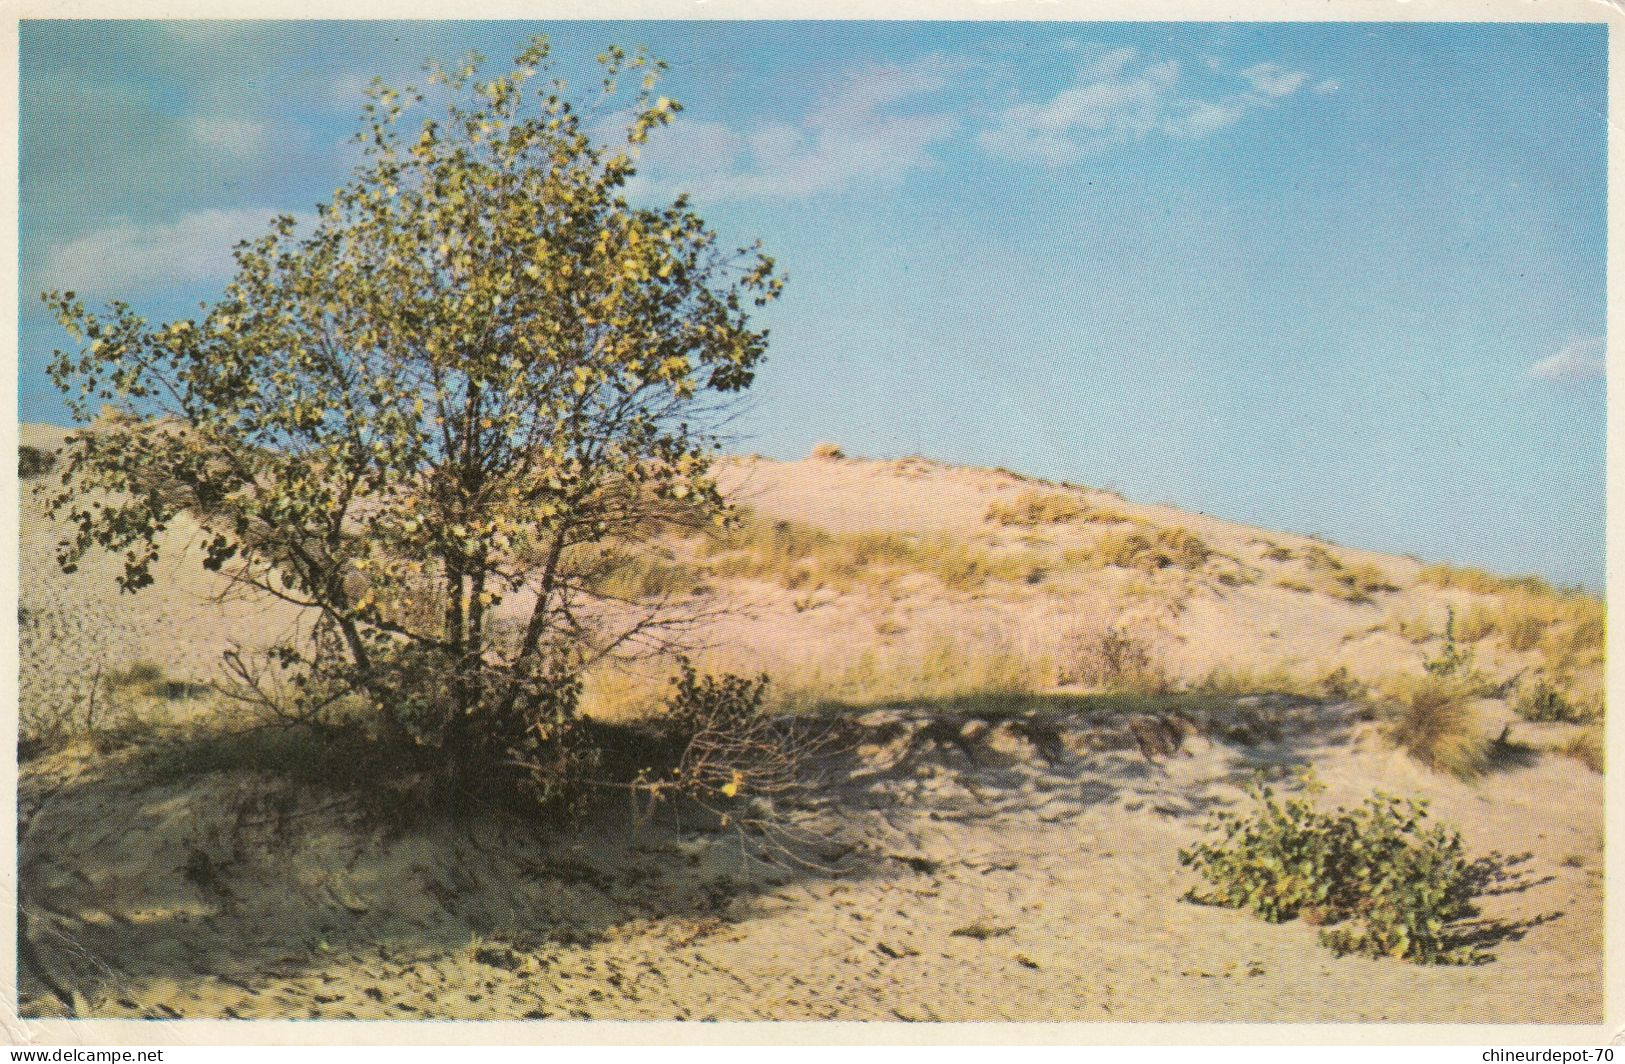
[1514,681,1595,724]
[653,660,827,832]
[1179,776,1484,964]
[1059,624,1167,694]
[1319,665,1368,702]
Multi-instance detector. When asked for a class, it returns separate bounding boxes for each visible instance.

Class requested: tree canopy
[43,38,783,795]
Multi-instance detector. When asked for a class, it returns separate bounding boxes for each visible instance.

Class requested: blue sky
[18,20,1608,588]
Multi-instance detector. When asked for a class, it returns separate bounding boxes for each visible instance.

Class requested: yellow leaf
[720,770,743,798]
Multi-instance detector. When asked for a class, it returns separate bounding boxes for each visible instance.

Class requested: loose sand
[15,430,1606,1025]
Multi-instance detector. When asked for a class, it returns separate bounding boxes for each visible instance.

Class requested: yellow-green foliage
[1094,526,1213,573]
[809,441,846,460]
[1197,664,1313,697]
[1276,578,1313,594]
[1378,674,1488,780]
[985,490,1087,526]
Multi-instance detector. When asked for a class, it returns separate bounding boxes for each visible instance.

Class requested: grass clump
[985,490,1088,526]
[1415,562,1552,598]
[1550,726,1603,774]
[1094,526,1213,573]
[594,551,701,600]
[1378,673,1488,780]
[808,441,846,461]
[1180,775,1485,964]
[1195,664,1311,698]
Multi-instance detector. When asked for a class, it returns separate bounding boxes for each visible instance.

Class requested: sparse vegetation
[1551,726,1604,774]
[1318,666,1368,702]
[1378,673,1488,780]
[1195,664,1311,698]
[1058,624,1167,694]
[1415,562,1553,598]
[1093,526,1213,573]
[780,637,1046,713]
[1180,776,1484,964]
[809,442,846,461]
[985,490,1088,526]
[701,512,1042,595]
[1514,681,1595,724]
[593,551,703,601]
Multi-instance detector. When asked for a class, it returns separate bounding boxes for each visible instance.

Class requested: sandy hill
[14,427,1607,1027]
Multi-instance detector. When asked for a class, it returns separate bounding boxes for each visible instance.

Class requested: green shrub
[1422,608,1479,682]
[1514,681,1595,724]
[1179,777,1483,964]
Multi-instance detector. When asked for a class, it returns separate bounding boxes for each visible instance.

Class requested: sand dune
[15,429,1606,1025]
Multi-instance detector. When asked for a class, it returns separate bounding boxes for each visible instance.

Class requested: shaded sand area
[19,696,1601,1022]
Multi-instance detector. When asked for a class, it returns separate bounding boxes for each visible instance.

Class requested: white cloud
[187,116,269,159]
[1528,337,1606,383]
[978,49,1314,165]
[1239,63,1307,99]
[41,208,300,295]
[630,57,959,201]
[1313,78,1341,95]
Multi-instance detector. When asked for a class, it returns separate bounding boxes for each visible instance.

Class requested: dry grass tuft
[702,511,1042,595]
[1551,726,1604,774]
[809,441,846,461]
[985,490,1089,526]
[1196,664,1314,697]
[1094,526,1213,573]
[1415,562,1552,598]
[1377,673,1488,780]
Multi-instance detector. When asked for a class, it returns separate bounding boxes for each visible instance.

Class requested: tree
[42,38,783,798]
